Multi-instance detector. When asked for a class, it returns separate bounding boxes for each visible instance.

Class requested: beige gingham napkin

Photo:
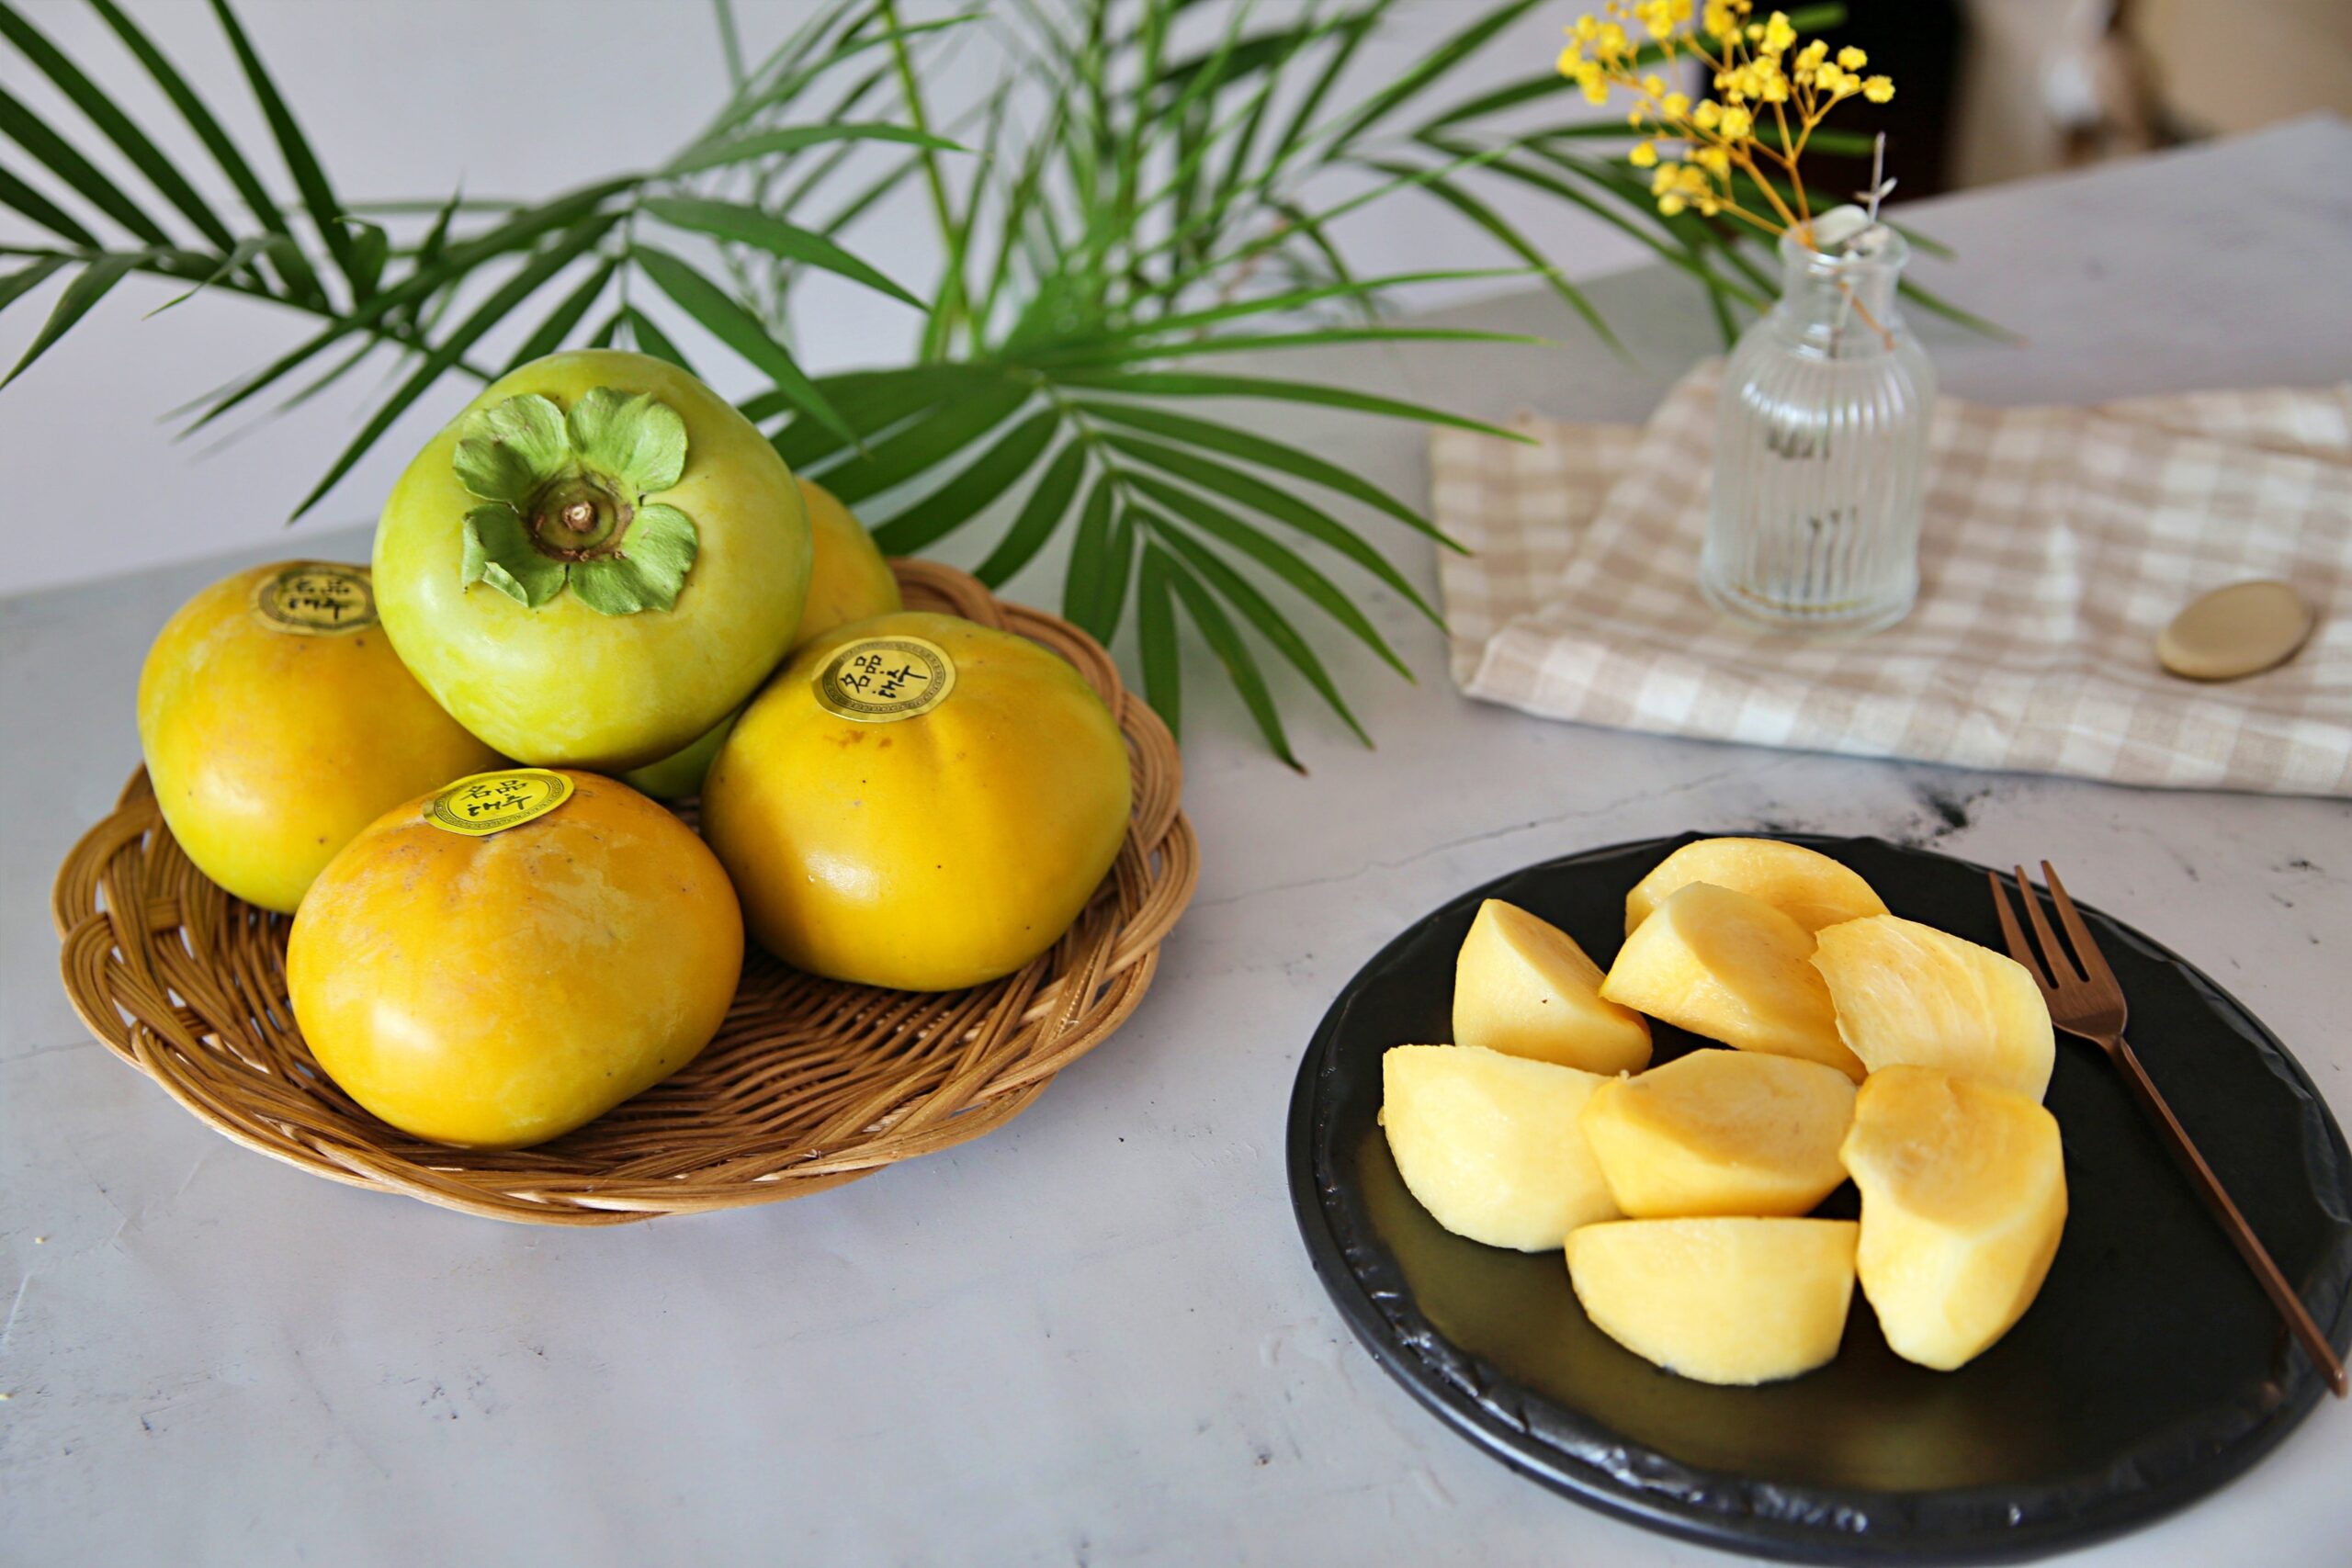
[1432,363,2352,795]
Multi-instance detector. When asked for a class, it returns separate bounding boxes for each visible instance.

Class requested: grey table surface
[4,119,2349,1568]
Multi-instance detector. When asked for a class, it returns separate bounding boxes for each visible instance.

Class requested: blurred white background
[0,0,1652,595]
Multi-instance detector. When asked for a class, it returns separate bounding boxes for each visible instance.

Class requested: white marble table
[4,119,2348,1567]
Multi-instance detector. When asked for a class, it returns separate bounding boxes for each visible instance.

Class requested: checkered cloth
[1431,363,2352,795]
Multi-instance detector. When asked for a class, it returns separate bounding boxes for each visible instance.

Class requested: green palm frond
[0,0,1977,763]
[0,0,963,513]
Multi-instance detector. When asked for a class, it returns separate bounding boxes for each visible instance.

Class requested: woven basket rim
[53,558,1197,1224]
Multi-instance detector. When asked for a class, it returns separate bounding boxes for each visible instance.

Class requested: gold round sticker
[812,635,956,723]
[424,769,574,836]
[252,562,377,635]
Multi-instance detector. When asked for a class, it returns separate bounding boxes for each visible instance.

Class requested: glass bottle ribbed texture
[1701,224,1935,633]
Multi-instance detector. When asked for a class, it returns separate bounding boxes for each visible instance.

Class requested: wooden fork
[1989,861,2346,1398]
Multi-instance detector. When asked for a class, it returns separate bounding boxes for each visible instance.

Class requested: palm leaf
[1060,476,1122,642]
[1135,544,1184,739]
[712,0,747,85]
[1144,507,1370,744]
[503,258,617,372]
[762,364,996,468]
[0,254,68,314]
[1123,470,1410,681]
[1162,550,1300,770]
[664,122,964,177]
[1269,1,1387,175]
[1900,278,2022,342]
[869,407,1057,554]
[1323,0,1543,155]
[1475,141,1769,311]
[288,214,619,518]
[0,165,98,248]
[207,0,369,299]
[144,233,288,317]
[632,243,850,442]
[1056,367,1527,443]
[1033,266,1524,355]
[1416,69,1577,133]
[624,308,698,375]
[695,9,978,148]
[1035,322,1544,367]
[1365,157,1617,350]
[271,333,383,414]
[3,252,136,388]
[1095,505,1137,650]
[187,176,638,430]
[0,84,170,245]
[643,196,922,308]
[1102,428,1442,626]
[804,375,1028,504]
[974,438,1088,587]
[1073,399,1456,550]
[0,2,236,250]
[696,0,869,144]
[85,0,320,300]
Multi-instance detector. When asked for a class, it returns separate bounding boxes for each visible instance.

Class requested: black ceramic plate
[1288,834,2352,1565]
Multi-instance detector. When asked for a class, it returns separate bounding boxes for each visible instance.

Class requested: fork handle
[2112,1036,2346,1399]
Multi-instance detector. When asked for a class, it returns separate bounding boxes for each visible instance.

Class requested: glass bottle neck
[1770,229,1909,359]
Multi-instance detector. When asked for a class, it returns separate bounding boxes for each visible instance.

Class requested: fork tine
[1986,871,2053,991]
[2014,864,2086,984]
[2041,861,2120,990]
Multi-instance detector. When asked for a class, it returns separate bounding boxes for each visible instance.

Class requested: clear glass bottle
[1700,214,1935,633]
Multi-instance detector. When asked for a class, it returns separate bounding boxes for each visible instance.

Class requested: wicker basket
[51,559,1197,1224]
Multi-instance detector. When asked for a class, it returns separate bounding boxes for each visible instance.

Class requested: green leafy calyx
[454,389,697,615]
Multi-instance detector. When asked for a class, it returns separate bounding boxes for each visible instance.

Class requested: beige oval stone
[2157,580,2313,682]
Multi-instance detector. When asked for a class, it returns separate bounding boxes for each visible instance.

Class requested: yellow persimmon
[620,475,901,801]
[137,560,501,913]
[796,476,902,643]
[287,770,742,1148]
[702,611,1131,990]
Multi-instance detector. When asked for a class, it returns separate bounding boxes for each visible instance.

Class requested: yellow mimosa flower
[1544,1,1897,254]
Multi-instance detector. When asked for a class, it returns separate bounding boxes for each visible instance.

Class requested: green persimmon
[621,709,737,801]
[373,350,811,770]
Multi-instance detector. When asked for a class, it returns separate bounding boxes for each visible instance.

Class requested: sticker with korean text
[252,562,376,634]
[424,769,574,836]
[812,635,956,723]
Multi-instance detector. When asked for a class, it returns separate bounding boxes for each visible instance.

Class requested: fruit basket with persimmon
[54,353,1196,1224]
